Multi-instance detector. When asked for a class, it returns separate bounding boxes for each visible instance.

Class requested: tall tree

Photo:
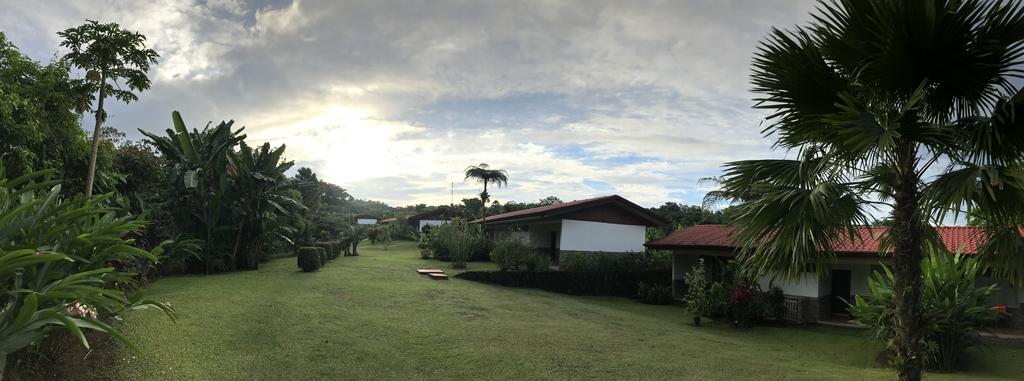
[59,20,159,197]
[0,32,92,190]
[537,196,563,206]
[719,2,1024,380]
[464,163,508,219]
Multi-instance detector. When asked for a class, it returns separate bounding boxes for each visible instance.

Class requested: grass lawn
[100,241,1023,380]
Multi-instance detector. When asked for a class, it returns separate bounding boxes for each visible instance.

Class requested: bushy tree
[0,32,93,193]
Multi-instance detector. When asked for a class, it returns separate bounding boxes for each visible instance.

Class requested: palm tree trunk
[84,75,106,197]
[481,180,489,227]
[891,145,924,381]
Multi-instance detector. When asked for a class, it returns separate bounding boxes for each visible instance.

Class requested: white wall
[559,219,646,252]
[759,273,822,298]
[356,218,377,225]
[418,219,449,231]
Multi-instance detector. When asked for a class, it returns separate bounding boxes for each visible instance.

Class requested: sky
[0,0,821,207]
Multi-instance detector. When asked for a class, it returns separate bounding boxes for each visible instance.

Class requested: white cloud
[1,0,820,207]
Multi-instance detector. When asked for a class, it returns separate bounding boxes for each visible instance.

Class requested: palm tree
[464,163,508,219]
[718,2,1024,380]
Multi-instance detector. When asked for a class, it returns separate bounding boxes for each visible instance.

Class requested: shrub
[0,166,175,372]
[559,251,666,272]
[727,279,759,327]
[297,247,321,272]
[637,281,674,305]
[707,282,731,318]
[683,259,709,325]
[524,250,551,271]
[757,286,786,321]
[315,246,327,266]
[314,242,332,261]
[448,228,475,269]
[427,218,487,263]
[454,269,670,297]
[490,237,534,271]
[849,251,998,371]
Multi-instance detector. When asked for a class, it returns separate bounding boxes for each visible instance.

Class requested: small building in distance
[355,215,379,225]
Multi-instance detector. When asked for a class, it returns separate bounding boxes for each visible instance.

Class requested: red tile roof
[473,195,667,226]
[645,224,1003,255]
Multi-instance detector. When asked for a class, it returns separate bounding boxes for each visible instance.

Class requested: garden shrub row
[489,238,550,271]
[297,241,343,272]
[453,269,671,297]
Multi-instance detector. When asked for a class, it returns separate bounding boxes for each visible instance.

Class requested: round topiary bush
[315,246,327,266]
[314,242,334,261]
[298,247,321,272]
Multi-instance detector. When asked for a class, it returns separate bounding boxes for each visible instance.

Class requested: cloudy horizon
[1,0,819,208]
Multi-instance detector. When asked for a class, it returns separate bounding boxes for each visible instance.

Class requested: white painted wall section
[418,219,449,231]
[356,218,377,225]
[559,219,646,252]
[759,272,822,298]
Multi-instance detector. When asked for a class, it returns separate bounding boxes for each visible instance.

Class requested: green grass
[108,241,1024,380]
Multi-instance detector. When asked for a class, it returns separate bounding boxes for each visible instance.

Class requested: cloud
[1,0,820,207]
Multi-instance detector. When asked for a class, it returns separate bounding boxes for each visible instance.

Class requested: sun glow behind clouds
[245,105,428,183]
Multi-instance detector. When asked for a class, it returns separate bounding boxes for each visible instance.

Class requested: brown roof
[473,195,667,227]
[645,224,1012,255]
[408,207,457,221]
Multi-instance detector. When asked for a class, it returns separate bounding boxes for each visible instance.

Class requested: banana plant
[226,142,305,270]
[141,111,245,273]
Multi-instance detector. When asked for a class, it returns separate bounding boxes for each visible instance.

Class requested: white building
[476,195,667,265]
[648,225,1024,324]
[355,215,378,225]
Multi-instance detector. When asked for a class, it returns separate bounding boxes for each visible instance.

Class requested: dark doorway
[831,270,852,316]
[549,231,559,265]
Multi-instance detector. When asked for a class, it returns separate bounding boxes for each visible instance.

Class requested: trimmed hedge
[453,269,671,297]
[314,246,327,265]
[314,242,333,261]
[298,247,321,272]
